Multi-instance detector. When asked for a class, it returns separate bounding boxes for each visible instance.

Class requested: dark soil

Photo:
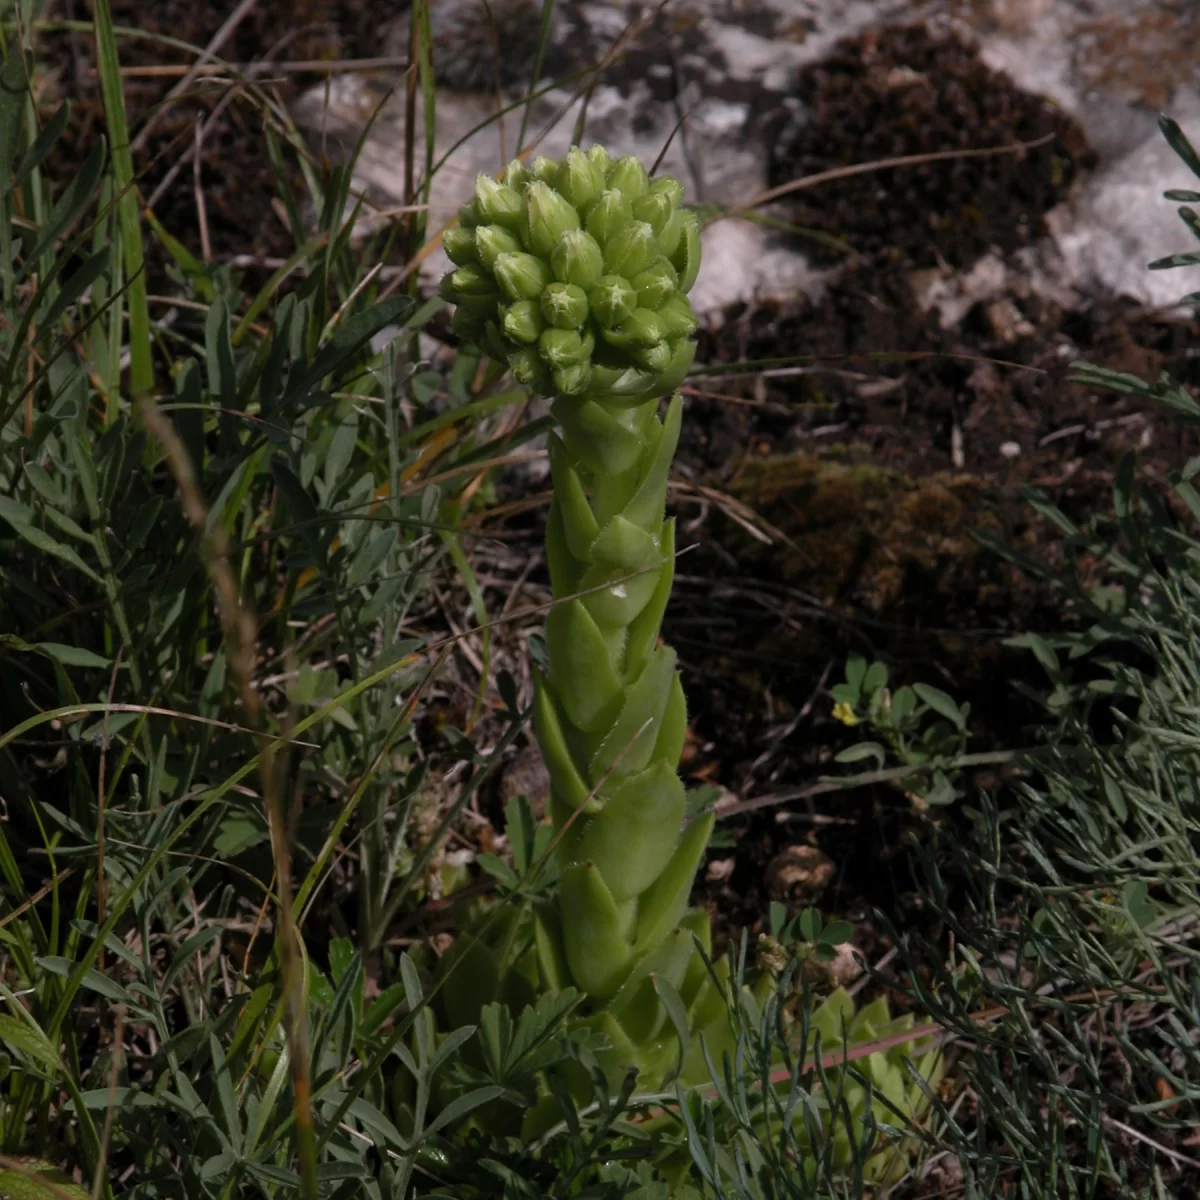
[46,0,381,280]
[766,22,1096,270]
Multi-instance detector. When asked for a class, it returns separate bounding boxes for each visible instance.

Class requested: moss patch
[727,448,1012,623]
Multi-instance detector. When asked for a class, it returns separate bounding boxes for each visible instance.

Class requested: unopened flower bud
[557,146,603,209]
[523,182,581,258]
[586,144,613,177]
[442,226,478,266]
[475,174,525,229]
[509,345,550,389]
[630,260,678,309]
[531,155,559,182]
[540,282,589,329]
[633,177,683,234]
[502,160,531,191]
[439,265,486,303]
[601,308,665,349]
[553,361,594,395]
[584,189,633,247]
[588,275,637,329]
[602,221,658,278]
[551,229,604,289]
[458,201,481,229]
[607,155,650,199]
[501,299,546,344]
[655,293,699,340]
[494,251,552,301]
[539,327,594,368]
[475,223,522,269]
[447,263,498,298]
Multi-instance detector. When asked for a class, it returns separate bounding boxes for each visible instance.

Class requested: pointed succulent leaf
[588,646,677,783]
[533,900,572,993]
[547,435,600,559]
[651,674,688,770]
[588,514,660,572]
[670,210,703,292]
[577,559,662,630]
[532,672,591,810]
[624,519,676,683]
[573,760,686,900]
[559,863,635,999]
[547,599,624,733]
[553,397,644,476]
[610,924,694,1043]
[545,500,583,600]
[633,811,715,953]
[621,394,682,530]
[656,208,686,260]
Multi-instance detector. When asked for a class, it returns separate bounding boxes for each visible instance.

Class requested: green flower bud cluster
[438,147,701,404]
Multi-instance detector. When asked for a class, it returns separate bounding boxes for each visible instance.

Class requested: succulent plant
[433,148,728,1125]
[438,147,700,406]
[799,987,943,1183]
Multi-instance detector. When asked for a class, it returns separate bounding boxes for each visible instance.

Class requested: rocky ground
[44,0,1200,935]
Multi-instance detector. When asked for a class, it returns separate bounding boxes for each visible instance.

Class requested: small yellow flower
[832,701,860,727]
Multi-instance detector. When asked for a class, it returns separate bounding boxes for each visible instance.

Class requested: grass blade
[92,0,153,411]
